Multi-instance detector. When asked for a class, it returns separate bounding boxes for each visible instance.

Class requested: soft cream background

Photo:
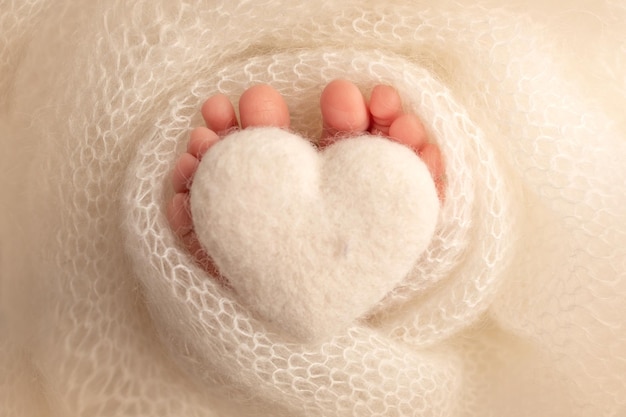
[1,0,624,416]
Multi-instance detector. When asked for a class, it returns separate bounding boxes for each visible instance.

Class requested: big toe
[320,79,369,143]
[238,84,290,129]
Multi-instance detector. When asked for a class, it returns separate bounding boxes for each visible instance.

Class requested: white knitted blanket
[1,1,625,416]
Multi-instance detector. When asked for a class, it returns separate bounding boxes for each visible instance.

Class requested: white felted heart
[190,127,440,343]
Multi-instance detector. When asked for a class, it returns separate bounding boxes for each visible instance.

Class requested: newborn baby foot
[167,80,445,272]
[320,79,446,200]
[167,84,289,276]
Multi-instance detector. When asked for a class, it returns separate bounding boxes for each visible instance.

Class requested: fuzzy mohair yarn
[1,0,625,416]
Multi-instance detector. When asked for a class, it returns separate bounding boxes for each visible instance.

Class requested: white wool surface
[190,128,439,342]
[1,0,625,416]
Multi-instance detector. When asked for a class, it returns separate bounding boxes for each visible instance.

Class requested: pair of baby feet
[167,79,445,271]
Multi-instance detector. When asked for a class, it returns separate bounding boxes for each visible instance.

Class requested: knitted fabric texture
[1,0,625,416]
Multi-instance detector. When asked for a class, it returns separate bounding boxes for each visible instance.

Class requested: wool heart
[190,127,440,343]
